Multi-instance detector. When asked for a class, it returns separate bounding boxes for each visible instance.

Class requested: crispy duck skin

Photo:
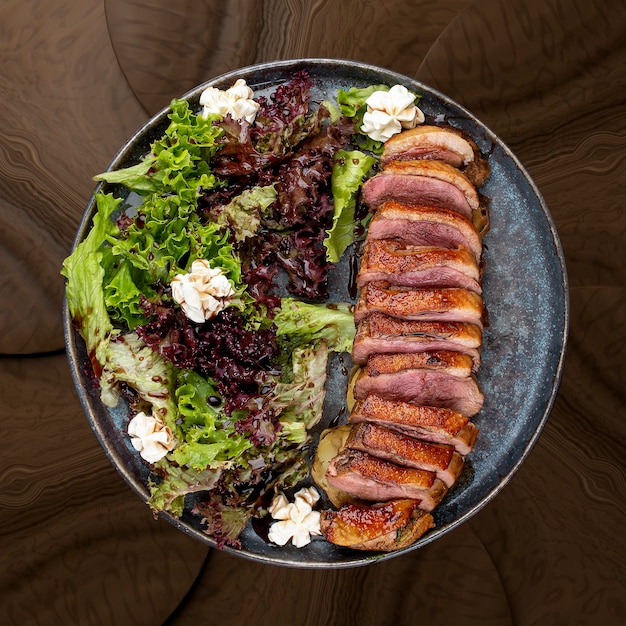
[357,239,482,293]
[351,313,482,369]
[349,396,479,456]
[384,160,479,211]
[326,449,448,511]
[362,159,480,223]
[367,201,483,263]
[352,367,484,416]
[362,169,474,220]
[380,124,491,187]
[366,350,475,379]
[447,126,492,187]
[353,284,484,328]
[346,422,464,487]
[320,499,435,552]
[381,125,475,168]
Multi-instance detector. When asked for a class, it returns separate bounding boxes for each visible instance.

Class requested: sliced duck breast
[367,201,482,263]
[326,449,448,511]
[362,171,471,220]
[386,160,479,210]
[353,284,484,328]
[357,239,482,293]
[381,124,491,187]
[351,313,482,369]
[320,499,435,552]
[362,161,478,219]
[349,396,479,456]
[381,125,475,168]
[346,422,465,488]
[352,367,484,417]
[366,350,474,379]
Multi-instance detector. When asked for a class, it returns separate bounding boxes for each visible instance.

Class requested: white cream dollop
[267,487,322,548]
[360,84,425,142]
[199,78,260,124]
[171,259,235,324]
[127,411,175,463]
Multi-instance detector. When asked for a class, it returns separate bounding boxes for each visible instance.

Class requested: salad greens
[63,192,118,369]
[215,185,277,243]
[324,149,377,263]
[274,298,356,355]
[62,72,413,548]
[94,98,223,196]
[335,84,390,153]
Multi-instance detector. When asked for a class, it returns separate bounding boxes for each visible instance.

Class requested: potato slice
[346,365,361,413]
[312,425,361,508]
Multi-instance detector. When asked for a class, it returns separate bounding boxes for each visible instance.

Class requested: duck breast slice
[349,396,479,456]
[366,201,483,263]
[357,239,482,293]
[351,313,482,369]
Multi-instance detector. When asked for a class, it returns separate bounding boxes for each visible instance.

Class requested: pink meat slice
[351,313,482,369]
[349,396,479,455]
[366,201,483,263]
[353,367,484,417]
[357,239,481,293]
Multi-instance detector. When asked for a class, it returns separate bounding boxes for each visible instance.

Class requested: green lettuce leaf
[61,192,120,371]
[336,84,390,118]
[94,99,223,197]
[214,185,277,242]
[148,463,222,516]
[171,370,253,470]
[274,342,329,432]
[324,149,377,262]
[274,298,355,355]
[99,332,178,428]
[91,160,155,192]
[103,260,154,329]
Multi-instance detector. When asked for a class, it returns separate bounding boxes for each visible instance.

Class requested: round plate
[64,59,569,568]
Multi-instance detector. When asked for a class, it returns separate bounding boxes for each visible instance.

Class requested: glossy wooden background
[1,0,624,624]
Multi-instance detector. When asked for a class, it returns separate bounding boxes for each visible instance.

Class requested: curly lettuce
[94,98,223,197]
[171,370,254,470]
[274,298,355,355]
[104,200,244,329]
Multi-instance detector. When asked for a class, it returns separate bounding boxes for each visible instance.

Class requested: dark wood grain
[165,523,513,625]
[0,354,208,625]
[105,0,473,115]
[0,0,148,354]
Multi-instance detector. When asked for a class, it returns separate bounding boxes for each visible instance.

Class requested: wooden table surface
[1,1,624,624]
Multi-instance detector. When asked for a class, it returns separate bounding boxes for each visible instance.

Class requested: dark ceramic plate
[64,59,569,568]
